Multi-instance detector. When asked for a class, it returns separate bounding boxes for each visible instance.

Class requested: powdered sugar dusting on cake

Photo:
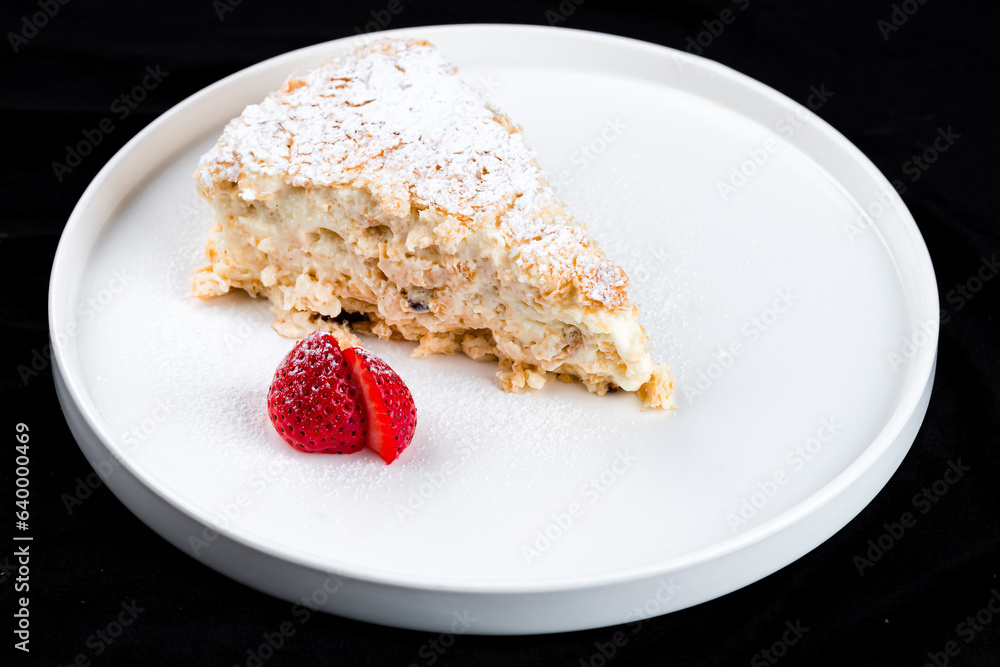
[196,38,630,310]
[199,39,539,222]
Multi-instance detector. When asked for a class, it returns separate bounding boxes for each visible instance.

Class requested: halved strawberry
[343,347,418,464]
[267,331,367,454]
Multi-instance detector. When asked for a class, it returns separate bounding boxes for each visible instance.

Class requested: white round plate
[50,25,937,634]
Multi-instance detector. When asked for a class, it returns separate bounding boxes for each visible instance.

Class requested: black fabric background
[2,1,998,665]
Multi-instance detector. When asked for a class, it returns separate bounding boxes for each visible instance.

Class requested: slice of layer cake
[191,38,674,408]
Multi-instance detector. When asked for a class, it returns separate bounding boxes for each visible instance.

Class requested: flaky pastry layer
[192,38,673,407]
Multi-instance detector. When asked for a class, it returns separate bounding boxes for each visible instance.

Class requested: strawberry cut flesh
[343,347,418,464]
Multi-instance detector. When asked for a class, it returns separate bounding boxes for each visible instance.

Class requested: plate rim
[49,23,939,596]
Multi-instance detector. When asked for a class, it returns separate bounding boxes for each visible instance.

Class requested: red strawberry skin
[267,331,367,454]
[343,347,417,464]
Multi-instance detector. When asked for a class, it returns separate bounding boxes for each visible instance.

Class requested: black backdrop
[2,1,999,665]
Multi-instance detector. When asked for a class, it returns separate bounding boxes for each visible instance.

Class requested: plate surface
[50,25,937,634]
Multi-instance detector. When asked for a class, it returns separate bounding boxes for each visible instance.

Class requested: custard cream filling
[193,179,656,395]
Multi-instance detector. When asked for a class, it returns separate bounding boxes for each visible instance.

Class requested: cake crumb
[460,331,498,361]
[497,359,548,392]
[271,307,361,348]
[190,268,230,298]
[638,363,676,409]
[372,320,393,340]
[412,332,461,358]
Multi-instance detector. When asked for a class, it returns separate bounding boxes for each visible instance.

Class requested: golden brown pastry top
[196,38,630,311]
